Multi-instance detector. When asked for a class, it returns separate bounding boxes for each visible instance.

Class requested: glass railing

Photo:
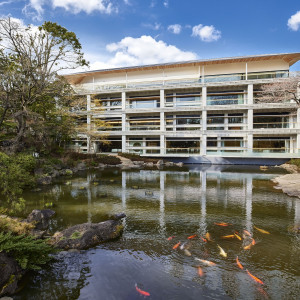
[74,71,292,93]
[253,122,295,129]
[166,147,200,154]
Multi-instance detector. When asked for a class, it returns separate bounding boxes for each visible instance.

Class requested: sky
[1,0,300,73]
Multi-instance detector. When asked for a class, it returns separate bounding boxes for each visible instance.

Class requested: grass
[0,215,35,235]
[288,159,300,168]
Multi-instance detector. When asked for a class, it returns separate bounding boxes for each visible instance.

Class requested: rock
[272,174,300,198]
[156,159,164,166]
[50,214,126,250]
[0,252,24,297]
[165,162,174,167]
[176,162,184,167]
[36,175,52,185]
[23,209,55,231]
[0,297,14,300]
[50,169,60,178]
[133,161,144,165]
[260,165,268,171]
[278,163,298,174]
[98,163,106,168]
[76,162,86,170]
[145,162,154,167]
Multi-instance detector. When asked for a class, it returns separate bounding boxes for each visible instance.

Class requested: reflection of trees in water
[16,252,91,300]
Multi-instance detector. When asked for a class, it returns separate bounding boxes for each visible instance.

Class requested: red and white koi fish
[173,241,181,250]
[217,244,227,258]
[246,269,264,285]
[135,284,150,296]
[187,234,197,239]
[236,256,244,270]
[254,226,270,234]
[197,266,204,277]
[167,236,175,240]
[243,230,252,237]
[200,236,208,243]
[195,258,216,266]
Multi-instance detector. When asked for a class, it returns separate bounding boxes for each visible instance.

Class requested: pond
[15,165,300,300]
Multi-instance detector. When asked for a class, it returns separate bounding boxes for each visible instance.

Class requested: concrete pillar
[122,92,126,110]
[247,84,253,105]
[202,86,207,107]
[201,134,207,155]
[248,134,253,154]
[160,89,165,108]
[122,135,126,153]
[248,109,253,130]
[297,108,300,154]
[224,113,229,130]
[160,112,165,131]
[122,114,126,131]
[202,110,207,131]
[160,134,165,155]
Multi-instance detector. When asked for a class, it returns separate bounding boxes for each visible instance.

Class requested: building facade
[64,53,300,164]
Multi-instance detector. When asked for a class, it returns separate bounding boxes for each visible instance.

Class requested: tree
[0,17,88,152]
[257,74,300,105]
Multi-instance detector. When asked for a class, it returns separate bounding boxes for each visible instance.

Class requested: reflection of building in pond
[65,53,300,165]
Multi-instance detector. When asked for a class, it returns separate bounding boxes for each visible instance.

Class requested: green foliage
[288,159,300,167]
[0,232,55,270]
[0,214,35,235]
[0,152,35,203]
[70,231,82,239]
[63,152,121,166]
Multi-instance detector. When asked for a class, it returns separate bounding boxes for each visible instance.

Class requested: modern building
[64,52,300,164]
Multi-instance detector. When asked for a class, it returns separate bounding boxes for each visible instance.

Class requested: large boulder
[23,209,55,231]
[50,213,126,250]
[0,253,24,297]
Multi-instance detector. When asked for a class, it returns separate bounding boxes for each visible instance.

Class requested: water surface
[15,165,300,299]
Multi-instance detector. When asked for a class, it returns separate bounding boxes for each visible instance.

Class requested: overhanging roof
[64,52,300,84]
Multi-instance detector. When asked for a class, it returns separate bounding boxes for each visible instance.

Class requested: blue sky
[1,0,300,71]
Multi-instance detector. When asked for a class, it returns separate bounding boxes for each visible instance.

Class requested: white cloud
[23,0,116,20]
[163,0,169,8]
[0,1,13,6]
[168,24,181,34]
[84,35,197,70]
[288,11,300,31]
[143,22,161,30]
[192,24,221,42]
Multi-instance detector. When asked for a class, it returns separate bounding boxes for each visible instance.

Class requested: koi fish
[184,249,192,257]
[135,284,150,296]
[221,234,235,239]
[197,266,204,277]
[243,238,255,250]
[173,242,181,250]
[246,269,264,285]
[234,233,242,241]
[205,232,212,242]
[217,244,227,258]
[236,256,244,270]
[180,242,187,250]
[254,226,270,234]
[214,222,231,226]
[200,236,207,243]
[167,236,175,240]
[243,230,252,236]
[187,234,197,239]
[195,258,216,266]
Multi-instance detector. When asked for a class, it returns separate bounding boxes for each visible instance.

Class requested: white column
[122,91,126,110]
[122,135,126,153]
[160,112,165,131]
[248,109,253,154]
[297,108,300,154]
[202,86,207,107]
[201,135,207,155]
[248,84,253,105]
[160,134,165,155]
[160,89,165,108]
[248,109,253,130]
[122,114,126,131]
[202,110,207,131]
[248,134,253,154]
[224,113,229,130]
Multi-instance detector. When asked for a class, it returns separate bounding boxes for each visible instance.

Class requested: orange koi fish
[244,238,256,250]
[187,234,197,239]
[254,226,270,234]
[173,242,181,250]
[195,258,216,266]
[205,232,212,242]
[221,234,235,239]
[243,230,252,236]
[135,284,150,296]
[200,236,208,243]
[234,233,242,241]
[214,222,231,226]
[167,236,175,240]
[251,239,256,246]
[246,269,264,285]
[197,266,204,277]
[236,256,244,270]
